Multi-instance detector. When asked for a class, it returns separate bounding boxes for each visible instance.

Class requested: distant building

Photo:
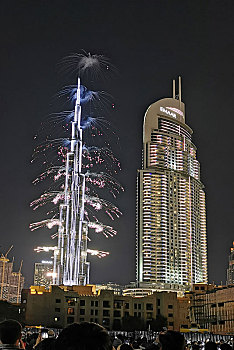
[227,242,234,285]
[136,78,208,292]
[21,285,190,331]
[0,254,24,303]
[95,282,124,295]
[34,261,53,289]
[123,283,185,298]
[189,284,234,334]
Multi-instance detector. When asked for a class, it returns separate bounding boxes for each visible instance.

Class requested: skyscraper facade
[136,78,208,291]
[34,261,53,289]
[0,254,24,303]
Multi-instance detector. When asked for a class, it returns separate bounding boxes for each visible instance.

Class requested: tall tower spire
[53,76,89,286]
[31,52,123,288]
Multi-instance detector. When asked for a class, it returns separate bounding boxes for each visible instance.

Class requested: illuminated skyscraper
[0,248,24,303]
[227,242,234,285]
[136,77,208,291]
[34,261,53,289]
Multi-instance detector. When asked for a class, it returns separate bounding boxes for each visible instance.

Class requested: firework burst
[58,50,116,80]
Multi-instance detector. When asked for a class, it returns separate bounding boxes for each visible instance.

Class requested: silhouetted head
[220,344,232,350]
[55,322,112,350]
[159,331,185,350]
[192,345,200,350]
[0,319,22,345]
[34,338,56,350]
[146,343,160,350]
[205,342,217,350]
[119,344,133,350]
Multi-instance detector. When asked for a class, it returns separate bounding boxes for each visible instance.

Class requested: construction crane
[0,245,13,299]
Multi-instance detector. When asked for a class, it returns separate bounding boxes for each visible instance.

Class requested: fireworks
[30,192,65,210]
[35,246,109,260]
[30,219,61,231]
[58,51,115,79]
[85,195,121,220]
[34,246,58,253]
[32,166,66,185]
[31,52,123,286]
[85,171,124,197]
[86,249,109,259]
[87,221,117,238]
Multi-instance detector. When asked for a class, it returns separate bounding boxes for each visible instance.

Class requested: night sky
[0,0,233,287]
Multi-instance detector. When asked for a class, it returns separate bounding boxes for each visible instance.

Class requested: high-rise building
[136,77,208,292]
[0,250,24,303]
[227,241,234,285]
[34,261,53,289]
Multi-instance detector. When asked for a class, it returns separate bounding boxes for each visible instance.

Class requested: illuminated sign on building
[160,106,176,119]
[166,107,184,117]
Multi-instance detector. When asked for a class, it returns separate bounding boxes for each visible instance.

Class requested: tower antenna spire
[178,76,182,108]
[172,79,176,99]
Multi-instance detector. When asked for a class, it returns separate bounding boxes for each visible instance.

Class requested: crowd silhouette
[0,320,233,350]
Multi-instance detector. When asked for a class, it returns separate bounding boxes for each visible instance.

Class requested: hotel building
[136,78,208,291]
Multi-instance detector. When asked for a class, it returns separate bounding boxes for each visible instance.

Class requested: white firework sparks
[87,249,109,259]
[59,51,115,79]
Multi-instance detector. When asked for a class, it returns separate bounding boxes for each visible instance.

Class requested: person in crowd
[220,343,232,350]
[47,331,55,340]
[146,340,160,350]
[34,339,55,350]
[55,322,112,350]
[25,333,39,350]
[118,344,133,350]
[30,329,56,350]
[191,343,200,350]
[205,341,217,350]
[159,331,185,350]
[0,320,24,350]
[113,335,122,349]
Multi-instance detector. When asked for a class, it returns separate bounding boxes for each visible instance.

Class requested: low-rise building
[0,300,23,322]
[21,285,190,330]
[190,285,234,334]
